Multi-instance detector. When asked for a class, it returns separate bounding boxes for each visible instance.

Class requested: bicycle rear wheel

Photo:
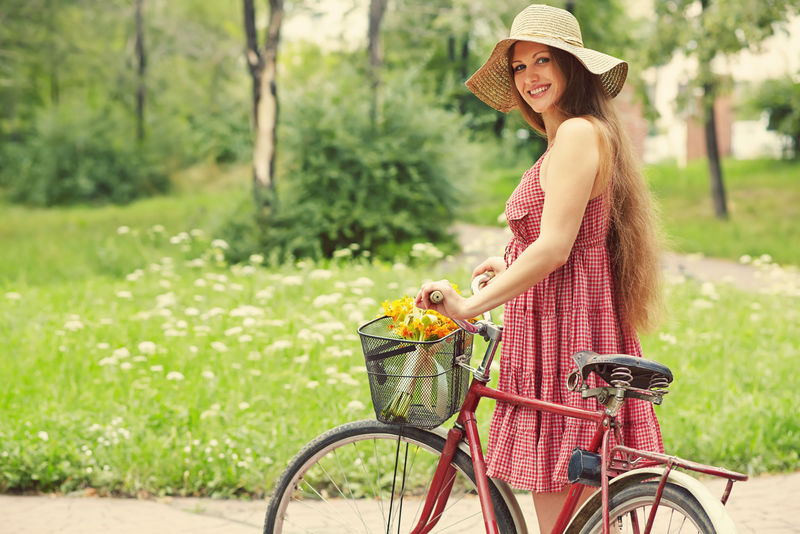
[579,481,716,534]
[264,419,517,533]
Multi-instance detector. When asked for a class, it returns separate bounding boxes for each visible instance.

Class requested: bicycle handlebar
[429,272,495,335]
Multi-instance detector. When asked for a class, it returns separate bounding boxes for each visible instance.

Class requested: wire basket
[358,316,473,428]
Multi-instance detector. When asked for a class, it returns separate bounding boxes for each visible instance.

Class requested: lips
[528,84,550,97]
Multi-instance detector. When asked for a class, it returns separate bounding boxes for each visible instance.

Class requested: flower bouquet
[376,296,467,424]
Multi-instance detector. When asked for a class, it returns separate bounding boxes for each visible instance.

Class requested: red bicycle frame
[408,372,747,534]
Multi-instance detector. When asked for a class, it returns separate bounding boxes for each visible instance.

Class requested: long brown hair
[510,45,663,332]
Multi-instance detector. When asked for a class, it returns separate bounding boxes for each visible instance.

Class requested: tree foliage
[640,0,798,218]
[750,76,800,158]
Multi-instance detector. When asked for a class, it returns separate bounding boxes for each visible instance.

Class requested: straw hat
[466,4,628,113]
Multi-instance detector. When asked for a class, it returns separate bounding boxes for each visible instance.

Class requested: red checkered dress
[485,151,664,493]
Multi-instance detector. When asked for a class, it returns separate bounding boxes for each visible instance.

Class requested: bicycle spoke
[293,479,361,533]
[332,448,371,534]
[265,422,516,534]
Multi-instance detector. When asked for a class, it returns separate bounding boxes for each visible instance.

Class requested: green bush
[221,61,474,264]
[1,105,169,206]
[749,75,800,158]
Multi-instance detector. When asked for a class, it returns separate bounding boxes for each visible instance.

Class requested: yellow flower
[380,295,466,342]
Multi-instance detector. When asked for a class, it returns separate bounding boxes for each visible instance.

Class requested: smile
[528,85,550,97]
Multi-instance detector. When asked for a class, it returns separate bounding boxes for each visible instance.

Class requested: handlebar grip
[429,290,444,304]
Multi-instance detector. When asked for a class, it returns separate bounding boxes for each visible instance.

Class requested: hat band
[514,32,584,48]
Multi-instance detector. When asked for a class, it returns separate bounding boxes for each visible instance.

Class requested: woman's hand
[414,280,474,320]
[472,256,506,281]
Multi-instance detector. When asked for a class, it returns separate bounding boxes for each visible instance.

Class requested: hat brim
[466,37,628,113]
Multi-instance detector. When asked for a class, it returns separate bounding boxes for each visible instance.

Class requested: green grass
[0,188,247,286]
[647,158,800,266]
[1,189,798,497]
[462,157,800,266]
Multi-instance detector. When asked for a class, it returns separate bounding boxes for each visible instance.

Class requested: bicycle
[264,274,747,533]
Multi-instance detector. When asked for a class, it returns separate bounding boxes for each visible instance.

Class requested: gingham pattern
[485,153,664,493]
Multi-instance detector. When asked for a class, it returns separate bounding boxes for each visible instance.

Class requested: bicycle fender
[430,427,529,534]
[563,467,739,534]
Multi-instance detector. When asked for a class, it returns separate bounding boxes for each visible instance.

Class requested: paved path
[2,470,799,533]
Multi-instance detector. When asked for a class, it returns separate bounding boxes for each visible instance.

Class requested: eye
[512,64,526,73]
[536,56,550,64]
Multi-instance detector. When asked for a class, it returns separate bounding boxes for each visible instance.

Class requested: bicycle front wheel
[264,419,517,534]
[579,481,717,534]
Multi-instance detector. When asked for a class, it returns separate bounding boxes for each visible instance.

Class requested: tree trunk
[368,0,388,125]
[135,0,146,143]
[702,82,728,219]
[243,0,283,210]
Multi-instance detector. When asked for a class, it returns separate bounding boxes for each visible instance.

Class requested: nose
[521,66,537,87]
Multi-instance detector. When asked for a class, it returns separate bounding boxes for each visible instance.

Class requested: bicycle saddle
[571,350,673,390]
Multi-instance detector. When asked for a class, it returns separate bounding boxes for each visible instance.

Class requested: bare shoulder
[553,117,600,149]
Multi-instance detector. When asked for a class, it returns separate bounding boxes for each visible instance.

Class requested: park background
[1,0,798,501]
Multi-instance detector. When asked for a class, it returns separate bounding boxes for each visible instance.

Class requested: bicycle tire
[578,481,717,534]
[264,419,517,533]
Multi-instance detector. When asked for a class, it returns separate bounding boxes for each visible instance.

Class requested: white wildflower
[658,332,678,345]
[224,326,243,337]
[64,319,84,331]
[113,348,131,359]
[309,269,333,280]
[345,400,365,412]
[691,299,714,310]
[351,277,374,288]
[293,354,309,364]
[211,239,229,250]
[229,305,263,317]
[166,371,185,381]
[202,370,215,379]
[5,292,22,300]
[313,293,342,307]
[120,362,133,370]
[138,341,157,355]
[269,340,293,351]
[117,226,130,235]
[238,402,250,410]
[150,365,164,372]
[116,291,133,299]
[249,253,264,264]
[306,380,319,389]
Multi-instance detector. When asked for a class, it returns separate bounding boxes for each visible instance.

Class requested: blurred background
[0,0,798,500]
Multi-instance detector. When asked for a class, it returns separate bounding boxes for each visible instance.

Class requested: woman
[415,4,664,532]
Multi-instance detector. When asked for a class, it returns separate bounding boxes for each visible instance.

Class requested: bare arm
[416,118,601,318]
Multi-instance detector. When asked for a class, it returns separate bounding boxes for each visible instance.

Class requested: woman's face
[510,41,566,115]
